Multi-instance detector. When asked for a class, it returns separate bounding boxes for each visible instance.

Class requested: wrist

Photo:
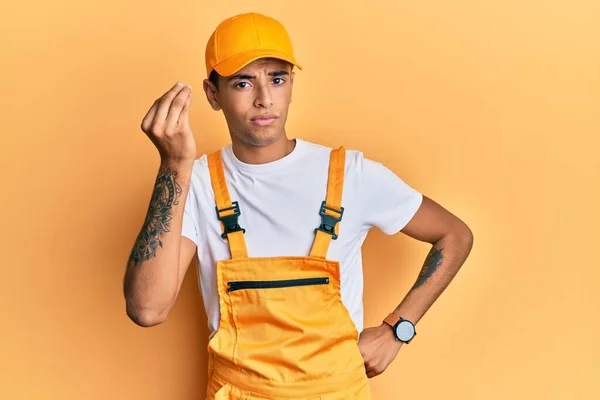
[382,312,417,344]
[379,323,403,348]
[379,322,396,338]
[160,157,195,168]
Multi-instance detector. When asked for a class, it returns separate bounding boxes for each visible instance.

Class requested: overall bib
[205,147,372,399]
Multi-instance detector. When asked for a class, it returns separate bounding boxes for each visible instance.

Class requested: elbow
[122,277,174,327]
[454,222,474,251]
[460,223,474,244]
[126,304,169,328]
[444,221,474,249]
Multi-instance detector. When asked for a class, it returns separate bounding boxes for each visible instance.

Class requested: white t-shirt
[181,139,423,339]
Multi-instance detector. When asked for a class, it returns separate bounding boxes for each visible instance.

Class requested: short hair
[209,69,221,90]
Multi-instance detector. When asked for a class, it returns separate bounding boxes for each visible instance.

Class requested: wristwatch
[383,313,416,344]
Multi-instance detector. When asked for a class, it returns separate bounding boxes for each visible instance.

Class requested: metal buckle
[315,201,344,240]
[215,201,245,239]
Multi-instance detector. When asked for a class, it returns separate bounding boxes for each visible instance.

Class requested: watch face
[395,320,415,342]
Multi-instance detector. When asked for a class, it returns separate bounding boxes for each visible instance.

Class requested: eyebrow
[227,70,289,81]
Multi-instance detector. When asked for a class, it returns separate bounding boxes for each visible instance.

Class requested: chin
[242,128,280,147]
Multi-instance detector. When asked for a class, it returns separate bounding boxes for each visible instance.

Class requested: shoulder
[190,143,230,177]
[298,140,401,187]
[294,139,333,160]
[187,149,219,193]
[297,139,370,172]
[190,153,210,179]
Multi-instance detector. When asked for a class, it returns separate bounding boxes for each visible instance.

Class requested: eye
[273,77,285,85]
[235,81,250,89]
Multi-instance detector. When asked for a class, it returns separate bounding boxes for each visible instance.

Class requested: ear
[203,79,221,111]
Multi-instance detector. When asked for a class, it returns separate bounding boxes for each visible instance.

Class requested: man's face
[204,58,295,147]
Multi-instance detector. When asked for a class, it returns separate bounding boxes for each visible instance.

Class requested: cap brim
[212,48,302,77]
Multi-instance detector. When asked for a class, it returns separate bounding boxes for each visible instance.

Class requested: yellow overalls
[205,146,372,399]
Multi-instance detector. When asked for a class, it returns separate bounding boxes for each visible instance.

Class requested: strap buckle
[315,201,344,240]
[215,201,246,239]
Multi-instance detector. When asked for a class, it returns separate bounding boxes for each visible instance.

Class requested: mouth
[250,115,278,126]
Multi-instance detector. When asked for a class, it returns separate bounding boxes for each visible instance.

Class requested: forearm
[391,228,474,325]
[123,158,193,325]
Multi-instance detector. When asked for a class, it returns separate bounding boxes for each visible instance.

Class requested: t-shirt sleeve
[359,157,423,235]
[181,186,199,247]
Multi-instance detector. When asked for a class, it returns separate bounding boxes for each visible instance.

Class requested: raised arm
[123,82,198,327]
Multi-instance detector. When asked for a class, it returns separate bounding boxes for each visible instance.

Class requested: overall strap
[207,149,248,259]
[309,146,346,258]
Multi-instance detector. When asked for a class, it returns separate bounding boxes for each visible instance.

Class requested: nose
[254,83,273,109]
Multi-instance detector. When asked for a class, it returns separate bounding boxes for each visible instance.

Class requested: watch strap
[383,312,401,328]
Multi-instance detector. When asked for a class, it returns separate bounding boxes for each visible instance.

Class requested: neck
[231,136,296,165]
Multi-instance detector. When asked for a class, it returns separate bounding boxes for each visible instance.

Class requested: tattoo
[412,246,444,289]
[128,167,183,266]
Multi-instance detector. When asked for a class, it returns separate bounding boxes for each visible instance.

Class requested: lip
[250,115,278,126]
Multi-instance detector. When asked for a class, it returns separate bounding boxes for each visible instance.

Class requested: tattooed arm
[124,81,197,327]
[391,195,474,325]
[358,195,473,377]
[123,159,197,327]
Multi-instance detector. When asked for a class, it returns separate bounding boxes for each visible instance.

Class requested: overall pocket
[227,277,329,292]
[224,271,361,382]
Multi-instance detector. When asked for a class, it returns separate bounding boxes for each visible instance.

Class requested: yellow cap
[205,13,302,78]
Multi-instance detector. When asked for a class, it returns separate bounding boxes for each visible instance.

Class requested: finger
[178,93,191,125]
[141,99,159,131]
[166,85,192,128]
[154,82,186,123]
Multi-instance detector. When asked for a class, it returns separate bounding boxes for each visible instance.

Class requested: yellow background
[1,1,598,399]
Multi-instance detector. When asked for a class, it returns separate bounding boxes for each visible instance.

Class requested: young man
[123,12,474,399]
